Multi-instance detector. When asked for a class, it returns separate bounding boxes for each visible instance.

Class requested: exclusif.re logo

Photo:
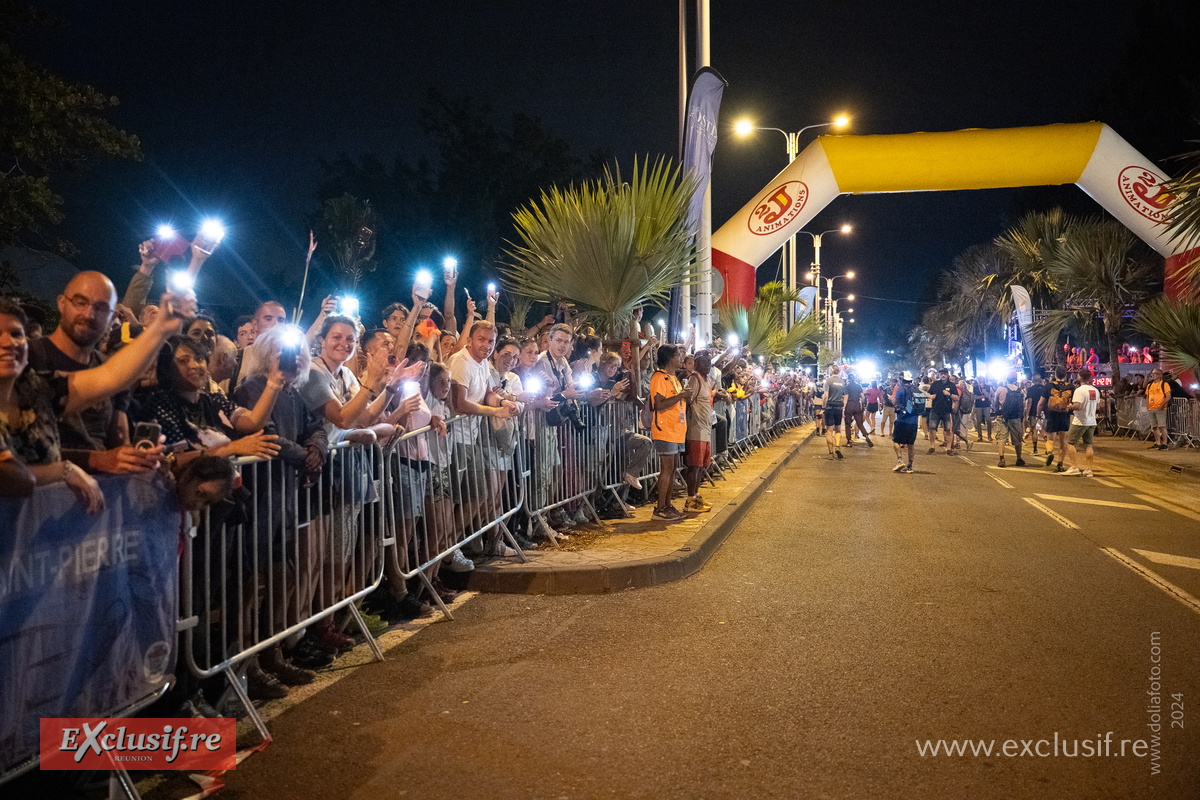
[748,181,807,236]
[1117,166,1173,223]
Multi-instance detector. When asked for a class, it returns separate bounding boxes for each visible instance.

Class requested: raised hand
[320,294,337,315]
[138,240,160,272]
[228,431,281,460]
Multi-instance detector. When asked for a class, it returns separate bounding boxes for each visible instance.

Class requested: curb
[470,425,817,595]
[1101,444,1200,485]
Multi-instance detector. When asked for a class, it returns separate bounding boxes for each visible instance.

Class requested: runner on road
[823,365,846,459]
[1064,368,1099,477]
[1042,365,1073,472]
[891,371,920,474]
[844,372,873,448]
[995,372,1026,468]
[927,368,958,456]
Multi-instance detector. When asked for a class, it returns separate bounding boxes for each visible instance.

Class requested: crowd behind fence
[1,386,809,791]
[1113,395,1199,447]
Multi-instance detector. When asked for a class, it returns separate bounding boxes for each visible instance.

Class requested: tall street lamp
[797,229,852,332]
[831,300,854,354]
[806,270,855,351]
[734,116,849,326]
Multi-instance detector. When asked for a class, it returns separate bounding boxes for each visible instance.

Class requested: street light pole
[695,0,712,345]
[734,117,848,329]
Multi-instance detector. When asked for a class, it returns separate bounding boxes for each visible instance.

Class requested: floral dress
[0,370,67,465]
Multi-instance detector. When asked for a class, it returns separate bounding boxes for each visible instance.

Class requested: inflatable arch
[712,122,1197,308]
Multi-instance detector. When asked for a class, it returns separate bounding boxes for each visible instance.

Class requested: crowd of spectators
[0,231,811,715]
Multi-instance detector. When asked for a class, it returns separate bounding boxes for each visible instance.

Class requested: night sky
[16,0,1189,354]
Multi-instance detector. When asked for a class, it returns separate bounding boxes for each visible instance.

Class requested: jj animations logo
[1118,166,1173,223]
[40,718,236,771]
[748,181,808,236]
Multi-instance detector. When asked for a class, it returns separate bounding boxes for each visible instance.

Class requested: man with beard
[28,271,162,474]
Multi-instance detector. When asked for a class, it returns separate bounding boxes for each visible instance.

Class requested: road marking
[1134,494,1200,523]
[986,472,1014,489]
[959,455,976,466]
[987,465,1052,475]
[1091,477,1121,488]
[1132,549,1200,571]
[1033,494,1157,511]
[1102,548,1200,617]
[1023,497,1079,529]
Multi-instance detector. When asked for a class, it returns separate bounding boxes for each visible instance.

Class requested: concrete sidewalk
[1095,431,1200,483]
[468,422,817,595]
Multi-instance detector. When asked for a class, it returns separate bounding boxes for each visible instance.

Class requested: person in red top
[650,344,687,522]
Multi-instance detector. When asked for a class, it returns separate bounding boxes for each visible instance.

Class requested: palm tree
[992,208,1075,315]
[501,156,697,336]
[716,281,821,365]
[1028,218,1162,384]
[322,193,377,292]
[936,244,1009,373]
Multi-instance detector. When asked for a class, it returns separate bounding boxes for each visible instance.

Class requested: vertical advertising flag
[796,286,819,321]
[672,67,728,338]
[1009,284,1038,375]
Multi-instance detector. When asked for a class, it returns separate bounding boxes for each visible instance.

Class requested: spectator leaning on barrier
[529,323,580,534]
[650,343,687,522]
[683,349,716,514]
[0,289,193,512]
[1144,367,1171,450]
[28,271,161,477]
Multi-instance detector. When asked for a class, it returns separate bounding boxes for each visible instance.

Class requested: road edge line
[1100,547,1200,617]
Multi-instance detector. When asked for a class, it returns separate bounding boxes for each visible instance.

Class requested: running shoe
[927,447,936,455]
[1015,459,1026,467]
[1062,467,1082,476]
[892,461,905,472]
[1045,451,1054,467]
[998,457,1006,468]
[902,466,914,474]
[1082,469,1094,477]
[835,449,843,459]
[865,437,874,448]
[444,549,475,572]
[623,472,643,490]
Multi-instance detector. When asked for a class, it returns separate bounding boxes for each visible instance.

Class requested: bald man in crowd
[29,271,161,474]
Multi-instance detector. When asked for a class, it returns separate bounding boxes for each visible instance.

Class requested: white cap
[901,370,913,381]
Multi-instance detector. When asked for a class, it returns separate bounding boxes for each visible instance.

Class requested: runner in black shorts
[823,365,846,459]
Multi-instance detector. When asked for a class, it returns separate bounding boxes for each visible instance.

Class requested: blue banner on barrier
[0,474,180,772]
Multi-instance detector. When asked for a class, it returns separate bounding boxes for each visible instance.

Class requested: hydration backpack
[1001,386,1024,419]
[1047,382,1073,413]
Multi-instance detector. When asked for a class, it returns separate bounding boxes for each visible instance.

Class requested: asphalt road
[217,431,1200,800]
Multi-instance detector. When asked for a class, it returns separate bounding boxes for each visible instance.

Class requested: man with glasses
[28,271,162,474]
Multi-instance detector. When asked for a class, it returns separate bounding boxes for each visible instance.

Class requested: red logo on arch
[1117,166,1173,223]
[748,181,808,236]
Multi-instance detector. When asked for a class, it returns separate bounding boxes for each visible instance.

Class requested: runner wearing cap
[891,371,920,473]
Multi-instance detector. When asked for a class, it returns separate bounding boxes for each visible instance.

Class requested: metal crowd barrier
[1166,398,1198,448]
[181,441,389,742]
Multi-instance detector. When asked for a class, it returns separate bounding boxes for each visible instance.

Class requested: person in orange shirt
[1144,367,1172,450]
[650,344,687,521]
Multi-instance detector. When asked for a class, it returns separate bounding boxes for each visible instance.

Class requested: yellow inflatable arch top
[712,122,1188,307]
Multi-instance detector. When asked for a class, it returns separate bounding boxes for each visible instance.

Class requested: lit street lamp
[734,116,850,327]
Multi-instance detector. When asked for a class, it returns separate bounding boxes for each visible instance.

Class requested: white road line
[1134,494,1200,523]
[1023,497,1079,529]
[1102,548,1200,617]
[1033,493,1157,511]
[958,455,976,466]
[987,465,1053,475]
[985,472,1014,489]
[1132,549,1200,571]
[1092,477,1120,488]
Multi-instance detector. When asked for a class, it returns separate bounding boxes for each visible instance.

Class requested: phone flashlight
[696,338,705,351]
[280,326,304,376]
[168,271,194,292]
[525,376,543,395]
[340,296,359,316]
[416,269,433,288]
[658,320,666,329]
[578,373,595,389]
[488,283,496,293]
[443,256,458,280]
[156,224,177,239]
[200,219,225,240]
[727,334,739,348]
[403,380,420,398]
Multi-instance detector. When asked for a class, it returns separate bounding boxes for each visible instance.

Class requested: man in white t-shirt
[448,320,518,522]
[1063,368,1099,477]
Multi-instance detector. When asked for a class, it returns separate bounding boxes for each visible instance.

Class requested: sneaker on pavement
[289,637,336,669]
[1083,469,1094,477]
[310,620,354,653]
[835,449,843,459]
[444,549,475,572]
[245,660,289,701]
[1055,462,1065,473]
[892,461,905,472]
[865,437,874,448]
[1015,459,1026,467]
[357,611,389,638]
[262,656,316,687]
[652,506,675,521]
[927,447,936,455]
[902,466,914,474]
[1062,467,1082,476]
[998,457,1006,468]
[572,508,590,525]
[1045,451,1055,466]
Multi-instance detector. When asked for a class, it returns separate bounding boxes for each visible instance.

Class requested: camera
[547,395,586,431]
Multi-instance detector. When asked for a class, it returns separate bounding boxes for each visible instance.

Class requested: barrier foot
[608,487,633,518]
[582,497,602,526]
[419,567,454,621]
[346,603,386,663]
[498,520,528,563]
[109,764,143,800]
[222,663,272,745]
[532,513,560,548]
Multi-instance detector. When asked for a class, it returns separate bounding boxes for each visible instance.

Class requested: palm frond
[1133,296,1200,375]
[507,294,533,332]
[1162,147,1200,296]
[1027,309,1081,362]
[501,155,698,335]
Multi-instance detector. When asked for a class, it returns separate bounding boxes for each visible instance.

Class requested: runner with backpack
[1042,365,1074,472]
[995,372,1026,468]
[891,371,921,473]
